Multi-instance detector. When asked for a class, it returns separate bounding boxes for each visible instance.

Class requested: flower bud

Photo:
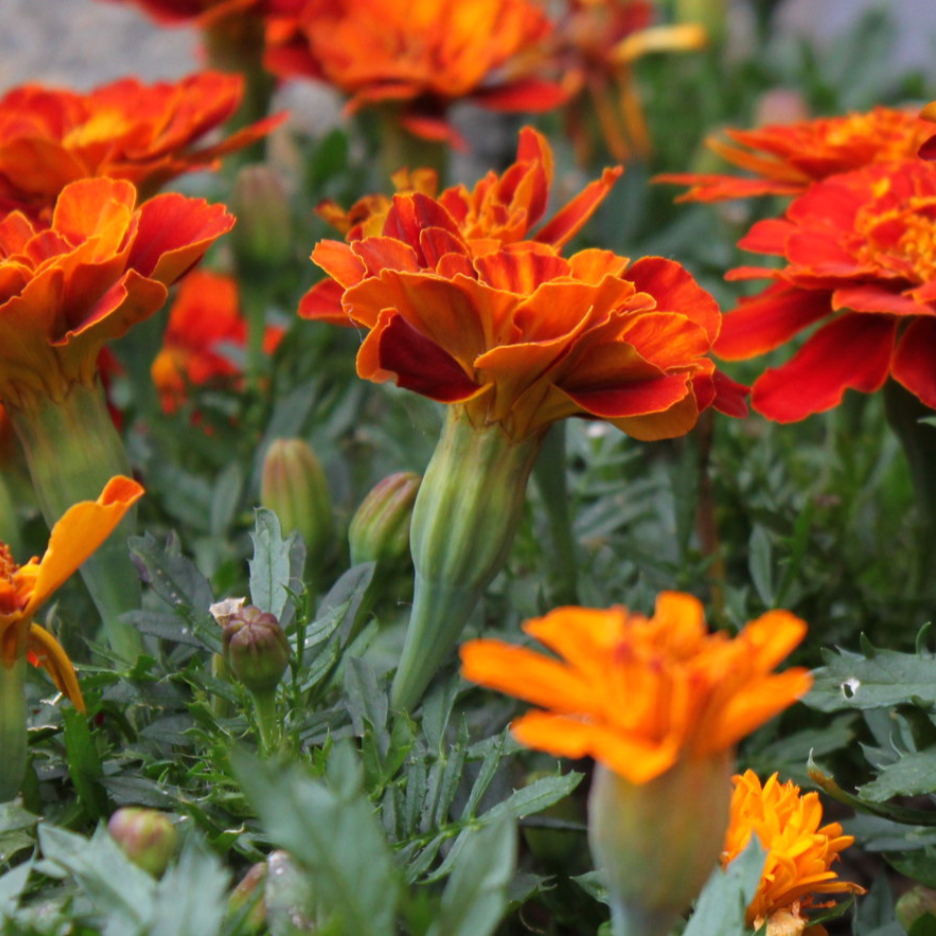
[223,605,290,693]
[675,0,726,44]
[229,861,268,936]
[266,850,320,935]
[348,472,420,570]
[232,165,292,273]
[261,439,333,569]
[588,753,733,936]
[107,807,179,877]
[897,886,936,932]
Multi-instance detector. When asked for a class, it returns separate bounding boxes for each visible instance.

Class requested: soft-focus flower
[264,0,567,146]
[657,106,932,202]
[304,127,747,443]
[151,270,283,413]
[0,476,144,709]
[461,592,811,783]
[0,178,234,414]
[717,159,936,421]
[723,770,864,935]
[919,100,936,159]
[550,0,707,162]
[0,71,282,219]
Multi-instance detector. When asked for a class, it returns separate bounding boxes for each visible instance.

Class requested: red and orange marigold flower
[657,106,933,203]
[461,592,811,784]
[264,0,567,145]
[717,159,936,421]
[151,269,283,412]
[0,71,281,219]
[0,476,144,710]
[0,177,234,414]
[303,127,747,443]
[723,770,864,936]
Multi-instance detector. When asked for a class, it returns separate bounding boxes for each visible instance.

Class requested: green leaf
[748,525,774,607]
[231,747,400,936]
[249,508,305,624]
[149,838,230,936]
[63,708,108,821]
[910,913,936,936]
[316,563,376,642]
[683,837,766,936]
[859,748,936,802]
[128,532,214,615]
[209,462,244,537]
[0,859,32,913]
[426,815,517,936]
[887,848,936,889]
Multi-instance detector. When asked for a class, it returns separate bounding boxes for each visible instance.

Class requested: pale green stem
[9,382,142,660]
[390,410,543,711]
[250,688,281,757]
[0,656,27,803]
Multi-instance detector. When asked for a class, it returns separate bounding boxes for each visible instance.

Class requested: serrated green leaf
[63,708,108,821]
[859,748,936,802]
[150,839,230,936]
[0,802,38,835]
[128,532,214,614]
[0,859,32,913]
[426,815,516,936]
[249,508,304,623]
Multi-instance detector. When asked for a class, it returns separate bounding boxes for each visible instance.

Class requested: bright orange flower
[151,269,284,412]
[919,100,936,159]
[723,770,864,935]
[0,72,282,219]
[461,592,811,784]
[0,476,144,710]
[657,107,932,203]
[264,0,567,146]
[717,159,936,421]
[0,177,234,414]
[550,0,707,162]
[303,127,747,442]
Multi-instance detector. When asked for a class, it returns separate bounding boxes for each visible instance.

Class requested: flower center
[858,197,936,284]
[0,543,20,616]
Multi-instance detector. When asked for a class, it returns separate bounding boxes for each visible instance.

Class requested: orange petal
[27,623,85,712]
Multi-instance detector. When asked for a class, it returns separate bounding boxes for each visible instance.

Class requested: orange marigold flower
[461,592,811,784]
[550,0,707,163]
[0,71,282,219]
[303,127,747,442]
[717,159,936,421]
[723,770,865,936]
[919,100,936,159]
[151,269,284,413]
[264,0,567,146]
[656,106,932,203]
[0,177,234,414]
[0,476,144,710]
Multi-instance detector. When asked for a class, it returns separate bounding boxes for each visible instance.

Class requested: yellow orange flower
[723,770,865,935]
[461,592,811,784]
[657,106,932,202]
[265,0,566,146]
[303,127,747,442]
[0,177,234,414]
[151,269,283,413]
[0,476,144,710]
[551,0,707,162]
[0,71,282,219]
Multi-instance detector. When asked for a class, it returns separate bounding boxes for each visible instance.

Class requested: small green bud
[232,165,293,273]
[229,861,268,936]
[223,606,290,693]
[266,850,320,935]
[107,807,179,877]
[897,886,936,932]
[261,439,333,568]
[349,472,421,569]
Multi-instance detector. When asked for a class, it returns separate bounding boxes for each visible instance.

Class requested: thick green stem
[8,383,142,660]
[0,656,28,802]
[532,423,579,605]
[390,410,543,711]
[250,688,281,757]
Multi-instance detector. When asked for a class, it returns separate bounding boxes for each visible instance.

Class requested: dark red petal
[892,317,936,410]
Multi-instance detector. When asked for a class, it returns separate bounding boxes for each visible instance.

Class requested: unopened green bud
[107,807,179,877]
[261,439,333,568]
[223,606,290,693]
[349,472,420,569]
[897,886,936,932]
[229,861,268,936]
[232,165,292,273]
[266,850,320,935]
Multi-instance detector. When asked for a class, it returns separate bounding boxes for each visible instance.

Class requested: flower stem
[250,688,281,756]
[390,409,542,711]
[0,656,27,802]
[8,382,142,660]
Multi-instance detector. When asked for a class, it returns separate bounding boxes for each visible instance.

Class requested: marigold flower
[461,592,811,783]
[0,476,144,709]
[264,0,567,146]
[304,127,747,443]
[550,0,707,163]
[657,106,932,203]
[0,177,234,414]
[717,159,936,421]
[151,270,283,413]
[0,71,281,219]
[919,100,936,159]
[723,770,865,935]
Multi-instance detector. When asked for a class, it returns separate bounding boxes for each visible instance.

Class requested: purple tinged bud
[348,472,421,569]
[223,605,290,693]
[107,807,179,877]
[232,164,292,272]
